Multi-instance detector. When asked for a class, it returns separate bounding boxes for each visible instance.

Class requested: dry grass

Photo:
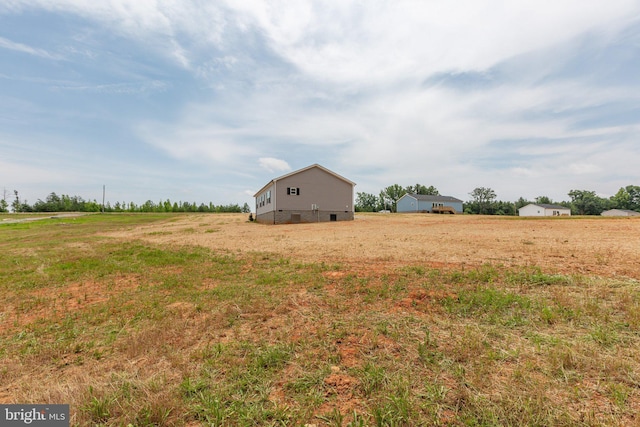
[1,213,639,426]
[108,213,640,280]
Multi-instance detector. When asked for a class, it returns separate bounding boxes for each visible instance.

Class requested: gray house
[601,209,640,217]
[396,194,463,214]
[254,164,355,224]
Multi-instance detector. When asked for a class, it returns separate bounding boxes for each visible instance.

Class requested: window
[287,187,300,195]
[266,190,271,204]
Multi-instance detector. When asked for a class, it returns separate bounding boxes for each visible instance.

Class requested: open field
[1,213,639,426]
[108,213,640,280]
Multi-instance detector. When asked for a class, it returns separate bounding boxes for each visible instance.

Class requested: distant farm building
[518,203,571,217]
[601,209,640,217]
[396,194,463,214]
[254,164,355,224]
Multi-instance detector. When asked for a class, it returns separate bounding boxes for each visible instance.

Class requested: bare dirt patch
[105,213,640,280]
[0,274,141,333]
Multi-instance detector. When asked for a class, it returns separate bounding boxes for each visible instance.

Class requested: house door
[330,214,337,221]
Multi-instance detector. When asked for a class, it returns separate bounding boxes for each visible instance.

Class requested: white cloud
[259,157,290,173]
[138,122,258,166]
[225,0,639,84]
[0,36,62,59]
[1,0,228,69]
[569,163,602,175]
[5,1,635,79]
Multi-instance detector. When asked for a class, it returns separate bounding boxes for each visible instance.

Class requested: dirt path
[0,213,91,224]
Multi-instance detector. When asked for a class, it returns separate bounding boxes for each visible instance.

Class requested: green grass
[1,214,639,426]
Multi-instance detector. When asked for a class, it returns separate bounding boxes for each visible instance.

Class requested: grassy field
[1,213,639,426]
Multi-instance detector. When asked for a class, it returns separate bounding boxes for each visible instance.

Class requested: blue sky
[1,1,639,207]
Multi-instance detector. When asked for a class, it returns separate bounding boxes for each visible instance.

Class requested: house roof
[254,164,355,197]
[522,203,569,210]
[403,193,463,203]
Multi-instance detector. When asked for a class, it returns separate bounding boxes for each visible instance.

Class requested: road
[0,213,91,224]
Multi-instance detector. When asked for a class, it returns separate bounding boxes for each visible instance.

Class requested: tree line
[355,184,640,215]
[3,185,639,216]
[1,191,251,214]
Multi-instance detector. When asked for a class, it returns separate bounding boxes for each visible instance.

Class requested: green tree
[610,185,640,211]
[0,188,9,212]
[355,192,379,212]
[493,201,516,215]
[85,200,101,212]
[12,190,21,213]
[405,184,439,196]
[535,196,553,205]
[380,184,406,212]
[567,190,608,215]
[141,200,156,212]
[33,192,66,212]
[469,187,497,215]
[515,197,530,210]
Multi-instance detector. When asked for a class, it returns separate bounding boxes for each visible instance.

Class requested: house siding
[275,167,352,212]
[518,204,571,217]
[397,194,463,213]
[601,209,640,217]
[396,195,418,212]
[255,183,275,216]
[254,165,355,224]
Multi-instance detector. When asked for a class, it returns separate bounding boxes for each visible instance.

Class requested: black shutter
[287,187,291,195]
[297,187,300,196]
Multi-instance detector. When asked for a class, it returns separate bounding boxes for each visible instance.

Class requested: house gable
[254,164,355,224]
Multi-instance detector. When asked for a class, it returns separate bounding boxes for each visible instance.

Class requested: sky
[1,1,640,208]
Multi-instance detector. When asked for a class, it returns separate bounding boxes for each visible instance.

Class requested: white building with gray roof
[518,203,571,217]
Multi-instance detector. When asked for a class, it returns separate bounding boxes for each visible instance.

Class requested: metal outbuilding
[601,209,640,217]
[518,203,571,217]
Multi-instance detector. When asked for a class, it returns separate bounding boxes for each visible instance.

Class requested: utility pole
[102,185,105,214]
